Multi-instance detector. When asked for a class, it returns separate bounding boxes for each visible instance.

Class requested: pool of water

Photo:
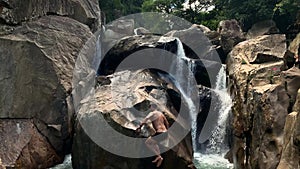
[50,153,234,169]
[49,155,72,169]
[194,153,233,169]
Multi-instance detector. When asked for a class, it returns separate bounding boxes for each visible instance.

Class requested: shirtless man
[136,104,169,167]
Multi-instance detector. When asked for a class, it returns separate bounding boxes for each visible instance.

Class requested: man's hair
[150,104,158,110]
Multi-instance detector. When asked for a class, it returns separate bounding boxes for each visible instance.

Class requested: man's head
[150,104,158,111]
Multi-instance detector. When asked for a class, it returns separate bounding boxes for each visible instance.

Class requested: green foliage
[213,0,299,31]
[273,0,300,32]
[99,0,299,31]
[213,0,277,30]
[99,0,143,23]
[141,0,220,30]
[142,0,185,14]
[99,0,123,22]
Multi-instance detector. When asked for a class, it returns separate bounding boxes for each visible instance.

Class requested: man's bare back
[136,106,169,167]
[146,111,169,133]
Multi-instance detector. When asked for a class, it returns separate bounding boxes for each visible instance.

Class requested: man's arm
[136,111,155,132]
[163,114,169,129]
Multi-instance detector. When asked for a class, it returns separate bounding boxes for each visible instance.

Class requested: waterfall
[194,65,233,168]
[169,39,232,168]
[166,39,233,156]
[206,65,232,154]
[54,36,232,169]
[93,34,102,70]
[169,39,198,150]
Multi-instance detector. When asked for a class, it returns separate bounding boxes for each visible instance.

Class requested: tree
[273,0,300,32]
[99,0,143,23]
[142,0,221,29]
[99,0,124,23]
[142,0,185,15]
[212,0,299,31]
[182,0,212,23]
[212,0,277,30]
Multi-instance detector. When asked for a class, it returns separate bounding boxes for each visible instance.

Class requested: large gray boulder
[165,25,220,62]
[227,34,286,72]
[0,119,62,169]
[218,20,245,54]
[0,15,95,168]
[72,70,195,169]
[102,19,135,50]
[226,32,300,169]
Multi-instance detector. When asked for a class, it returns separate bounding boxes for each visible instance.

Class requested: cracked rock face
[73,70,195,169]
[0,15,96,168]
[0,119,61,169]
[226,32,300,169]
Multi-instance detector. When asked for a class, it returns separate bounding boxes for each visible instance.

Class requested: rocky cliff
[0,0,100,168]
[226,24,300,169]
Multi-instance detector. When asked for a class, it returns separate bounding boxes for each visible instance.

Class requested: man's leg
[145,137,163,167]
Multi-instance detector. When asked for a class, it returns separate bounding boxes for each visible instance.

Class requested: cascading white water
[206,65,232,154]
[194,65,233,169]
[170,39,233,168]
[169,39,198,150]
[50,155,72,169]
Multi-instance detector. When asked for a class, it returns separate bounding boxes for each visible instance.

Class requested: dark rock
[98,35,178,75]
[0,15,94,168]
[96,75,112,86]
[165,25,222,63]
[281,67,300,108]
[283,50,296,69]
[0,119,62,168]
[286,20,300,44]
[218,20,245,54]
[72,70,195,169]
[191,59,222,88]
